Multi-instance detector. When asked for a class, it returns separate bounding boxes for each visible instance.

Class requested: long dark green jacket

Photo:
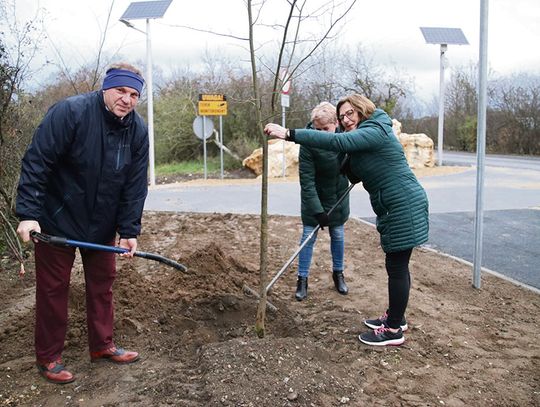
[299,142,350,227]
[294,109,429,253]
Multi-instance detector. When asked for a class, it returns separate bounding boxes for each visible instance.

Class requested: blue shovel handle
[30,231,187,272]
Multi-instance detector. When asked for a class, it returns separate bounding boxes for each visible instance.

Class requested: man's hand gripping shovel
[30,231,188,272]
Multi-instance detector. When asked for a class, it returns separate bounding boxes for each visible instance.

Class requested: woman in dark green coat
[265,94,429,347]
[295,102,350,301]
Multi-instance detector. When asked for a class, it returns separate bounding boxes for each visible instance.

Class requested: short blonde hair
[310,102,337,125]
[336,94,376,124]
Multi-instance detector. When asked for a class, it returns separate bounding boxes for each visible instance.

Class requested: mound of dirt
[0,211,538,406]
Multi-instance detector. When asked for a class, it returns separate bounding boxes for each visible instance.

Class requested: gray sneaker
[359,326,405,346]
[364,311,408,332]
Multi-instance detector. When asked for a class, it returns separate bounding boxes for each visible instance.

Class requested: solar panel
[121,0,173,20]
[420,27,469,45]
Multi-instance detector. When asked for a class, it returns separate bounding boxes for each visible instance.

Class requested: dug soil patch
[0,212,538,406]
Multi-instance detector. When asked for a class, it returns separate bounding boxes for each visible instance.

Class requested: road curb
[352,216,540,295]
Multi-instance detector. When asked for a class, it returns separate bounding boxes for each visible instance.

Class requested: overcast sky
[9,0,540,102]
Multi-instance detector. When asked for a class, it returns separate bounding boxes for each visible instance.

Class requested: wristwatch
[286,129,295,142]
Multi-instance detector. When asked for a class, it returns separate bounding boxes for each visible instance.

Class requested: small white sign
[281,94,290,108]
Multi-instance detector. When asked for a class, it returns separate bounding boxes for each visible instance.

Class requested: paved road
[420,209,540,285]
[145,153,540,291]
[442,151,540,171]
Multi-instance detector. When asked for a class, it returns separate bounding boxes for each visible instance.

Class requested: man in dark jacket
[295,102,350,301]
[16,62,149,384]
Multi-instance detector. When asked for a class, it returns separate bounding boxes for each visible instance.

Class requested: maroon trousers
[34,240,116,362]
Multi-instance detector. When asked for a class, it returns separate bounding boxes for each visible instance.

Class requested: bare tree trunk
[246,0,357,337]
[247,0,269,338]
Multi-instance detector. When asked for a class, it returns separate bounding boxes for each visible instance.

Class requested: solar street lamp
[420,27,469,166]
[120,0,173,186]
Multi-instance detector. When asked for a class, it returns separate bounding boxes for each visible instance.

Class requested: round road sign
[193,116,214,140]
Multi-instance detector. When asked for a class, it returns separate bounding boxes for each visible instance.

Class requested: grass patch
[156,157,241,176]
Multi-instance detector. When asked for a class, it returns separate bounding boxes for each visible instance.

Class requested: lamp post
[473,0,490,289]
[420,27,468,166]
[120,0,173,187]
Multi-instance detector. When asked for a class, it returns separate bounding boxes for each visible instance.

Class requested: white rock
[242,139,299,177]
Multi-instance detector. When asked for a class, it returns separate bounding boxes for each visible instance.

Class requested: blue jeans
[297,224,345,278]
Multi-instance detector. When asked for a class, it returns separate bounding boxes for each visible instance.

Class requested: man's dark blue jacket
[16,91,149,243]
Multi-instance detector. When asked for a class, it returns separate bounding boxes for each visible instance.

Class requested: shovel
[243,182,356,306]
[30,231,188,272]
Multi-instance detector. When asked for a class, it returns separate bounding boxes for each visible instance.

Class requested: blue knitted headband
[102,68,144,96]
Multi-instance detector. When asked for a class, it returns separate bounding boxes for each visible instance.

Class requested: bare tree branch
[46,37,79,94]
[287,0,356,85]
[90,0,115,89]
[270,0,297,112]
[163,22,249,41]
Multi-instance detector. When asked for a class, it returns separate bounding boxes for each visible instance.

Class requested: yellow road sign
[199,94,226,101]
[198,100,227,116]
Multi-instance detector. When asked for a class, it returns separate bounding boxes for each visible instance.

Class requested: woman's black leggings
[385,248,413,329]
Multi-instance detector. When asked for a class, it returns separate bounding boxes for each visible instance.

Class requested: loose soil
[1,167,539,406]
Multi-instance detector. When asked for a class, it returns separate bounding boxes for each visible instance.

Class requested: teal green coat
[294,109,429,253]
[299,143,350,227]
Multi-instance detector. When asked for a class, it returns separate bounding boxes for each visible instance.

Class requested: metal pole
[202,118,207,179]
[219,115,224,179]
[473,0,489,289]
[437,44,447,167]
[146,19,156,186]
[281,104,286,177]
